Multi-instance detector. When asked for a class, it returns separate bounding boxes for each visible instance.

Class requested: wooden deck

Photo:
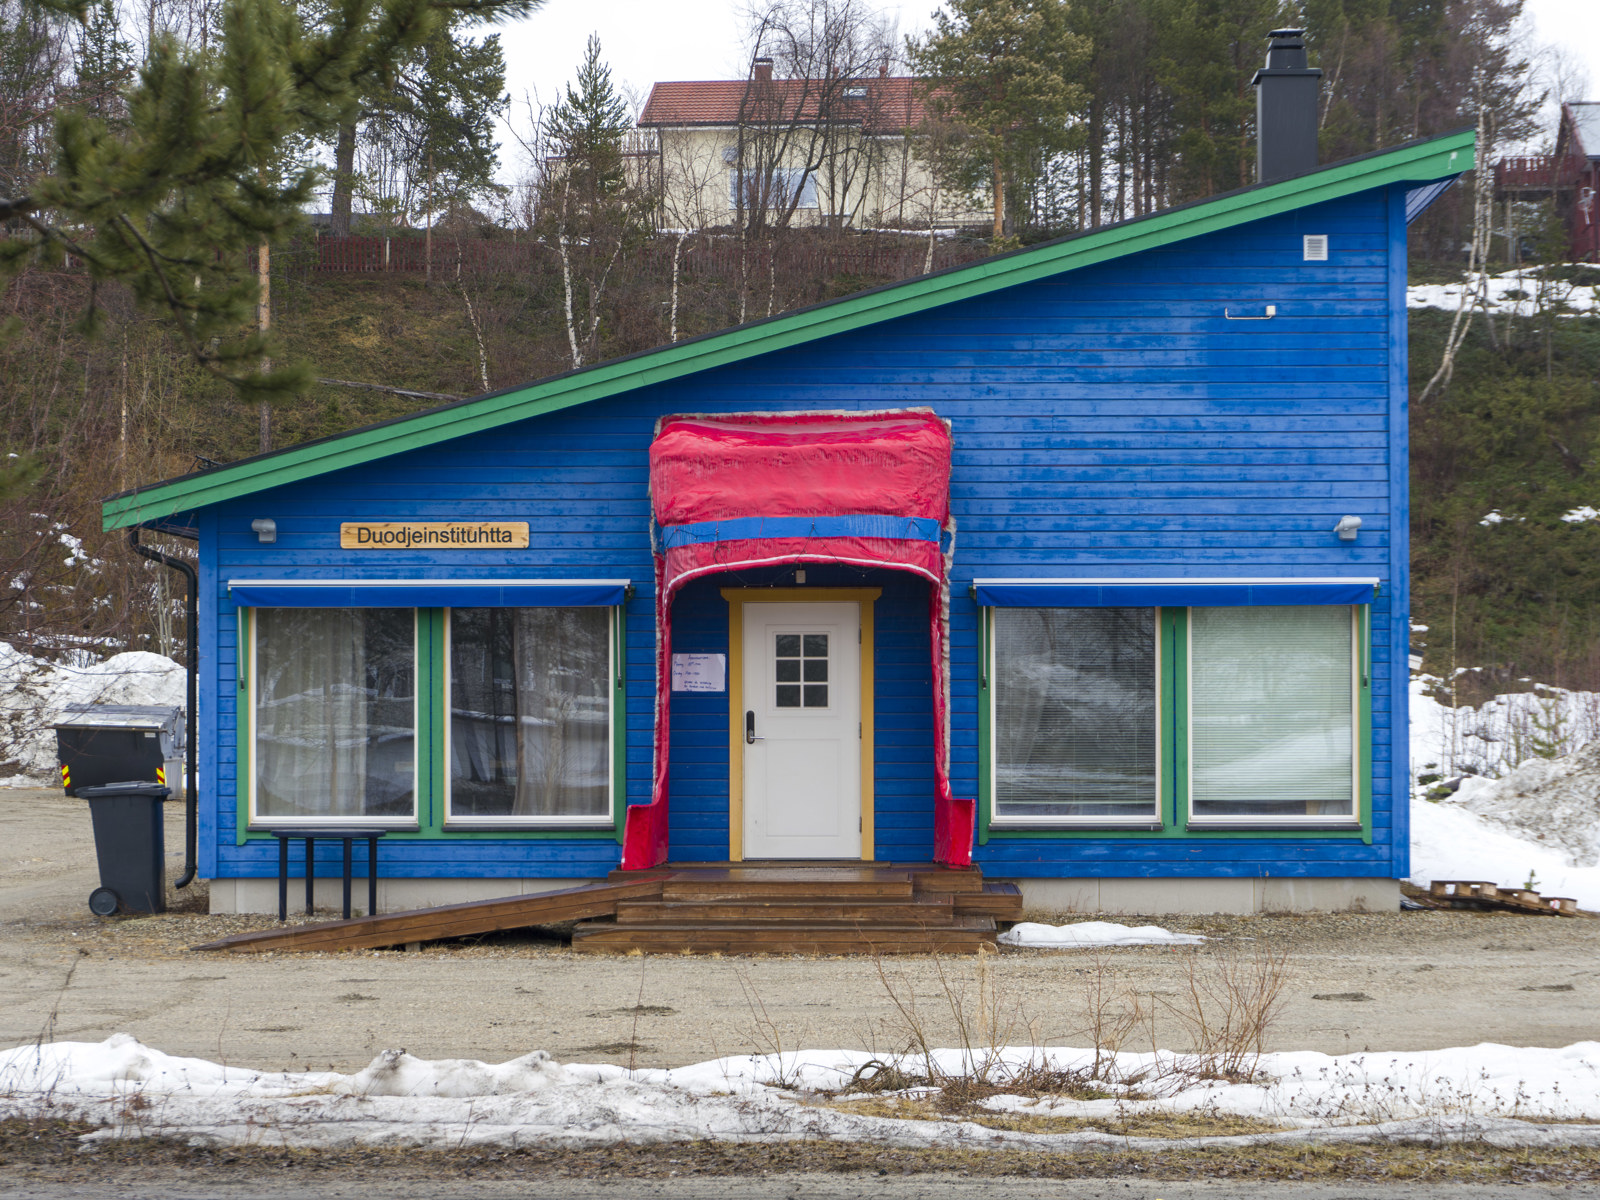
[193,863,1022,955]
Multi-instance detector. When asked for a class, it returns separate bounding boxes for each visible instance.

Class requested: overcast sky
[490,0,1599,181]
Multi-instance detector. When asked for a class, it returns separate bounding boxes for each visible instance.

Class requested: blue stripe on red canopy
[658,514,943,549]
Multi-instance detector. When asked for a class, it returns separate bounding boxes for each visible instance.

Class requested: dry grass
[822,1095,1293,1139]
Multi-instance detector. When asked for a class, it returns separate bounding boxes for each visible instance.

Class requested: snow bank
[1408,268,1600,317]
[999,921,1205,948]
[1406,673,1600,904]
[1450,741,1600,869]
[0,642,183,785]
[1408,673,1600,784]
[1409,799,1600,909]
[3,1035,1598,1150]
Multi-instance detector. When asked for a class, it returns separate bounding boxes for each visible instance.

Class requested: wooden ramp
[192,879,664,954]
[192,864,1024,956]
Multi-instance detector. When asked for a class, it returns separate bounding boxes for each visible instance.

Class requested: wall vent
[1303,234,1329,261]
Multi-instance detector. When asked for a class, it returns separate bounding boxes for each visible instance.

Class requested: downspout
[129,527,198,889]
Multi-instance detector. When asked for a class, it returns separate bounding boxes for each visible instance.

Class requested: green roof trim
[103,128,1473,531]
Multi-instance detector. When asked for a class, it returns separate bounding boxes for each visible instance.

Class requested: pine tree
[73,0,133,124]
[545,33,632,215]
[360,13,510,226]
[0,0,540,400]
[537,35,649,370]
[908,0,1087,242]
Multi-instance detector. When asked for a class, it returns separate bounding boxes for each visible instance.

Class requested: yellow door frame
[722,587,881,862]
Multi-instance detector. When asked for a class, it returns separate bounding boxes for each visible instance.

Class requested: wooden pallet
[1428,879,1584,917]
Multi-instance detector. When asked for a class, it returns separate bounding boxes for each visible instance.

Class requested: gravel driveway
[3,786,1597,1073]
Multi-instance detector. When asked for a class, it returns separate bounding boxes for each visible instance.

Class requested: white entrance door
[741,601,862,859]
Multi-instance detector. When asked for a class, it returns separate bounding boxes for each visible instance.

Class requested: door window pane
[449,607,611,820]
[775,631,829,709]
[993,608,1158,821]
[255,608,415,820]
[1189,606,1354,819]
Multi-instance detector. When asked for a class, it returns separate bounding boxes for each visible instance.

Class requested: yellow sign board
[340,522,530,550]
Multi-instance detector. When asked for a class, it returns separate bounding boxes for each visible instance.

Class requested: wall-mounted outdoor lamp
[1333,515,1362,541]
[251,518,277,544]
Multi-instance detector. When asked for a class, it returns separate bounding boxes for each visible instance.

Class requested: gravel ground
[5,786,1599,1074]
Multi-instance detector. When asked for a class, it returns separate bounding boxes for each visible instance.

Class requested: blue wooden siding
[199,185,1408,882]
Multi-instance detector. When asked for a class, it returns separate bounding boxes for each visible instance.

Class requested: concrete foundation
[208,877,600,916]
[1017,877,1401,916]
[211,874,1400,917]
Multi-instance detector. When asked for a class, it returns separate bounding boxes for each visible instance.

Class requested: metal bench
[268,829,387,921]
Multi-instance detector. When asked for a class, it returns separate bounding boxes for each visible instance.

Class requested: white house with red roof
[637,57,986,231]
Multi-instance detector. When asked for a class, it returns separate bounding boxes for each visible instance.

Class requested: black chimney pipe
[129,527,198,890]
[1252,29,1322,184]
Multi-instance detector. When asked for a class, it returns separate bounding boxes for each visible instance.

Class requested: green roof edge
[103,127,1474,531]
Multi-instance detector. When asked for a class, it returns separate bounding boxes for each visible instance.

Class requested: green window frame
[442,606,619,831]
[977,604,1372,844]
[235,606,627,845]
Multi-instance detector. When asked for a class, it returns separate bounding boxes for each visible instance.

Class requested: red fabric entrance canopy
[622,409,974,870]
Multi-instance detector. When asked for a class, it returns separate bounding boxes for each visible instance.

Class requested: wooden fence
[272,233,989,283]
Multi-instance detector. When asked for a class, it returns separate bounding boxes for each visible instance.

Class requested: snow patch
[0,642,183,784]
[3,1035,1598,1150]
[1408,674,1600,783]
[1408,267,1600,317]
[999,921,1205,948]
[1408,799,1600,909]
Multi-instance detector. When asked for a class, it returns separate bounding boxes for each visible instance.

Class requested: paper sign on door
[671,653,726,693]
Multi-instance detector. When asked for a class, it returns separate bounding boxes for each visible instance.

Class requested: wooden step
[614,895,955,924]
[660,868,916,901]
[953,882,1024,921]
[192,879,663,954]
[911,868,987,895]
[571,918,997,956]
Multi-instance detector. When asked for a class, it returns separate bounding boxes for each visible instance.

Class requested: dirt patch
[4,1117,1600,1189]
[572,1040,655,1055]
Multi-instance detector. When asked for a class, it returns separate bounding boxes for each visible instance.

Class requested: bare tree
[732,0,897,235]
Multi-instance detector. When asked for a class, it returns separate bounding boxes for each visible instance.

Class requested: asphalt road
[4,1176,1599,1198]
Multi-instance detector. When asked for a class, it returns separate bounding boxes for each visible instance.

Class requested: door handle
[745,710,763,744]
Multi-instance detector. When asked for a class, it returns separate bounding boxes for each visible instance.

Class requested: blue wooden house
[103,121,1472,922]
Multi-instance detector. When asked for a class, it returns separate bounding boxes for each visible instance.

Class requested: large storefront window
[253,608,417,821]
[986,602,1362,830]
[448,607,612,823]
[1189,605,1356,821]
[992,607,1158,823]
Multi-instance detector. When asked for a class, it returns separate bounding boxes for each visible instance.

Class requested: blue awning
[972,577,1379,607]
[228,579,631,608]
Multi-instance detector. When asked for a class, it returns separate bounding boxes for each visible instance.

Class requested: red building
[1496,102,1600,262]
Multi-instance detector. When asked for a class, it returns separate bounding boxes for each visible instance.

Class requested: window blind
[993,607,1158,821]
[1189,606,1355,820]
